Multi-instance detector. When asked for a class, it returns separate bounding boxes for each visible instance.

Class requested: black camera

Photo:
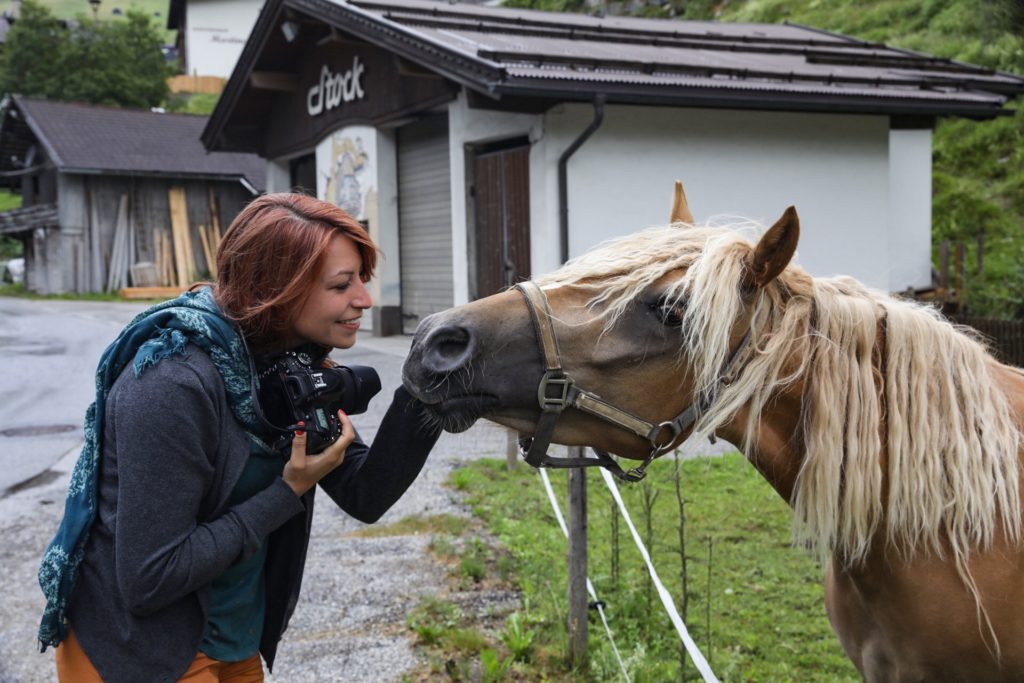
[257,350,381,455]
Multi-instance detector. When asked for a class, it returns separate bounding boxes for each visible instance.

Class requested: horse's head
[402,205,799,461]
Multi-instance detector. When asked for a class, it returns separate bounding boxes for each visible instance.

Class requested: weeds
[480,648,512,682]
[407,597,462,647]
[499,612,535,662]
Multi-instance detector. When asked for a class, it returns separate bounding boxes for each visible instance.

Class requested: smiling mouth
[337,317,361,325]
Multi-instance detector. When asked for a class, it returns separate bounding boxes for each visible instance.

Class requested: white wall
[265,159,289,194]
[185,0,263,78]
[888,128,933,291]
[374,128,401,311]
[531,104,923,293]
[446,92,542,304]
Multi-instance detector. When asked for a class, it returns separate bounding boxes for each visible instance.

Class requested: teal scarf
[37,286,274,651]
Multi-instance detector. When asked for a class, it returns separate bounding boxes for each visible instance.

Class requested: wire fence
[954,316,1024,368]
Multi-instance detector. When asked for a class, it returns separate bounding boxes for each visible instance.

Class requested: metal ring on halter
[653,420,684,451]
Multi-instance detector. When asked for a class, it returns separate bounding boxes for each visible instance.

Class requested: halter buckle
[538,371,573,411]
[621,446,661,482]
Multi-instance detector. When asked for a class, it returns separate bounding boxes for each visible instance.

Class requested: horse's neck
[719,381,807,503]
[718,312,891,506]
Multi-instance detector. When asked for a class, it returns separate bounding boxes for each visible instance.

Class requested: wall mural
[316,126,376,221]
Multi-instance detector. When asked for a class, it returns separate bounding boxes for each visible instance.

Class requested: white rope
[598,466,719,683]
[538,468,631,683]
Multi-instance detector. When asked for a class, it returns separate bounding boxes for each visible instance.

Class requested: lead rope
[598,462,720,683]
[538,468,632,682]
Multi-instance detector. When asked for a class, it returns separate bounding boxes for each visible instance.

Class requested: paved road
[0,298,149,493]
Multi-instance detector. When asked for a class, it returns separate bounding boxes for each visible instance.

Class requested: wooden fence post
[506,427,519,471]
[567,448,588,668]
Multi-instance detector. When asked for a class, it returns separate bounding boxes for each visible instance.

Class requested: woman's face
[290,233,373,350]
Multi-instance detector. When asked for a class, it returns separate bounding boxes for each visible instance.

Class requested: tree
[0,0,172,109]
[0,0,65,99]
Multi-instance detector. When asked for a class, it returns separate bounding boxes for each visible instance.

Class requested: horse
[401,185,1024,681]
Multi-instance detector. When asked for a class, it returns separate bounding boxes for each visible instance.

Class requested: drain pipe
[558,94,606,263]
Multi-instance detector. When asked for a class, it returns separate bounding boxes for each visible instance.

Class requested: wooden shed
[0,95,265,294]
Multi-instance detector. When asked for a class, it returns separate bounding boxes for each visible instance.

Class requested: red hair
[214,193,378,351]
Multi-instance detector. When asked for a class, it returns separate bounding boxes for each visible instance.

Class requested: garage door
[398,115,452,334]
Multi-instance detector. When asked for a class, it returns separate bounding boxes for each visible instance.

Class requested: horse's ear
[742,206,800,290]
[670,180,695,225]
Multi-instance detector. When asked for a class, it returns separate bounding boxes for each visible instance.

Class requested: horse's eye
[648,295,686,327]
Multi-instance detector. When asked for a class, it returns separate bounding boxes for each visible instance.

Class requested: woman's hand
[283,410,355,496]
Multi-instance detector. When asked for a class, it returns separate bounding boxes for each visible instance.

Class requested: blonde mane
[537,224,1022,572]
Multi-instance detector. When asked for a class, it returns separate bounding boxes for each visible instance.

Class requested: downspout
[558,94,606,263]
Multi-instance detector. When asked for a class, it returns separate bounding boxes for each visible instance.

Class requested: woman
[37,193,441,682]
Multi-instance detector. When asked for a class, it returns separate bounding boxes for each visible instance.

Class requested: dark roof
[8,96,264,190]
[345,0,1024,108]
[204,0,1024,151]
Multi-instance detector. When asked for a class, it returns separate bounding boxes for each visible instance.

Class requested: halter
[514,280,752,482]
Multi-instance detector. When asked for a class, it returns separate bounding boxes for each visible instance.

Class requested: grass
[432,453,860,682]
[0,0,174,38]
[164,92,221,115]
[348,513,470,539]
[0,189,21,212]
[0,190,23,262]
[0,282,152,301]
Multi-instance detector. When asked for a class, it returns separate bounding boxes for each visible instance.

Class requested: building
[0,96,265,294]
[202,0,1024,335]
[168,0,264,79]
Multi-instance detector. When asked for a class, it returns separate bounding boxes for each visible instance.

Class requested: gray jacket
[66,345,438,682]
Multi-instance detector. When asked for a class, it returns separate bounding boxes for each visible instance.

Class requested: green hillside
[508,0,1024,317]
[1,0,172,37]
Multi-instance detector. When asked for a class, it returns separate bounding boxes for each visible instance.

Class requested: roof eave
[490,80,1013,120]
[61,167,263,191]
[203,0,505,152]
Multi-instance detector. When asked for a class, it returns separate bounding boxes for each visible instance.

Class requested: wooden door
[472,143,530,300]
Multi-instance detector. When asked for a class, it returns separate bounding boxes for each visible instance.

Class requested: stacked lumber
[153,229,174,286]
[207,187,222,276]
[121,187,224,300]
[105,195,131,292]
[119,286,185,300]
[168,187,193,288]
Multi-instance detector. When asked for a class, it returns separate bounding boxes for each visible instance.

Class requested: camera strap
[239,332,296,445]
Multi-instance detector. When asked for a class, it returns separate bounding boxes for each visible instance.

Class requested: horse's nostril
[437,338,465,357]
[423,323,475,373]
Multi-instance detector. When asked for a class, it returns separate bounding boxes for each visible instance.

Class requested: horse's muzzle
[402,314,476,404]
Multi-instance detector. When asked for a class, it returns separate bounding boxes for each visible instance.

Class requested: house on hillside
[202,0,1024,336]
[167,0,264,79]
[0,95,264,294]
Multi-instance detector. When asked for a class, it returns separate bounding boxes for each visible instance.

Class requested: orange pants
[55,628,265,682]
